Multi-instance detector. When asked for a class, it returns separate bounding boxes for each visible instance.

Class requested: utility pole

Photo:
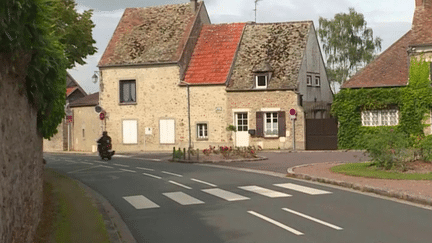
[254,0,262,22]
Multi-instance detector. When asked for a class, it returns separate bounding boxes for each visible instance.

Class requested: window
[255,75,268,89]
[197,123,208,139]
[123,120,138,144]
[361,109,399,126]
[314,76,320,86]
[265,112,278,137]
[120,80,136,103]
[307,75,312,86]
[236,113,248,131]
[82,129,85,138]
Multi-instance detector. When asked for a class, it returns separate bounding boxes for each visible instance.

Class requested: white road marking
[136,167,155,171]
[99,165,114,169]
[169,180,192,189]
[79,162,94,165]
[67,166,101,174]
[202,188,249,201]
[114,155,131,158]
[274,183,332,195]
[123,195,159,209]
[119,168,136,173]
[282,208,343,230]
[143,173,162,179]
[190,178,217,187]
[163,192,204,205]
[162,171,183,177]
[248,211,304,236]
[238,186,291,198]
[113,163,130,167]
[64,160,80,164]
[93,160,108,164]
[137,158,162,162]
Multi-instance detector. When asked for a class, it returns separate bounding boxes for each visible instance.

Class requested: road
[44,153,432,243]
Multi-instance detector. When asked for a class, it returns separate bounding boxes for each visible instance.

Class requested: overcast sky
[70,0,415,94]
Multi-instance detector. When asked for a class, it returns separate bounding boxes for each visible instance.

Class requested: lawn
[331,162,432,180]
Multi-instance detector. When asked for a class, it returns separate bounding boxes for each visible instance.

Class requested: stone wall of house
[227,91,305,150]
[43,121,65,151]
[72,106,103,152]
[0,54,44,242]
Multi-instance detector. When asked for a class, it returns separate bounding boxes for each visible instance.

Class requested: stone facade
[0,54,44,243]
[71,106,103,152]
[227,91,305,150]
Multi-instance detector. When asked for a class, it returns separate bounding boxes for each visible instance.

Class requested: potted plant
[226,125,237,141]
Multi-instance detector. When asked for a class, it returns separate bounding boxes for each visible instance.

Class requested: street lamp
[92,71,99,84]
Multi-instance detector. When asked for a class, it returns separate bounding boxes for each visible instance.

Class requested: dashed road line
[162,171,183,177]
[123,195,160,209]
[79,162,94,165]
[113,163,130,168]
[202,188,249,201]
[282,208,343,230]
[239,185,291,198]
[190,178,217,187]
[136,167,155,171]
[142,173,162,179]
[93,160,108,164]
[248,211,304,236]
[100,165,114,169]
[119,168,137,173]
[67,165,101,174]
[163,192,204,205]
[137,158,162,162]
[274,183,332,195]
[169,180,192,189]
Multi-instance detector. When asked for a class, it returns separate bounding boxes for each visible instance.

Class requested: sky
[70,0,415,94]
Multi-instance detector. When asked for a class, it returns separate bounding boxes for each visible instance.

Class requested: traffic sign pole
[289,109,296,151]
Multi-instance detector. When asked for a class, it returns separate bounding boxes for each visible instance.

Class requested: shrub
[417,135,432,162]
[173,148,184,159]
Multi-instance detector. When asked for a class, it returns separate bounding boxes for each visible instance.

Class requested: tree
[0,0,97,138]
[318,8,382,85]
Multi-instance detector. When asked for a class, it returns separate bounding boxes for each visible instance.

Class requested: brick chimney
[191,0,198,13]
[412,0,432,45]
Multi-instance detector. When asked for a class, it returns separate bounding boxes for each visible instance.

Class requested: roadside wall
[0,54,44,242]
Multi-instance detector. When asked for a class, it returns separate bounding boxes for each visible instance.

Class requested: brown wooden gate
[305,118,338,150]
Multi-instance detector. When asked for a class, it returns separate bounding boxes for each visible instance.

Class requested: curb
[73,178,137,243]
[169,156,268,163]
[287,163,432,207]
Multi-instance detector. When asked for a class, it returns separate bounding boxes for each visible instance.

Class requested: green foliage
[416,135,432,161]
[1,0,96,139]
[332,58,432,151]
[173,148,184,159]
[318,8,382,84]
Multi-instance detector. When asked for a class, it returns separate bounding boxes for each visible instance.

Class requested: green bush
[417,135,432,161]
[173,149,184,159]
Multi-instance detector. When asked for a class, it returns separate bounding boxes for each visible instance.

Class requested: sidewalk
[287,162,432,207]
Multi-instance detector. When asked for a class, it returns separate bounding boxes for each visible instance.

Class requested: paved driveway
[216,151,369,174]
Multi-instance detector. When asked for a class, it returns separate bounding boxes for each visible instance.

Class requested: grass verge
[34,167,111,243]
[331,162,432,180]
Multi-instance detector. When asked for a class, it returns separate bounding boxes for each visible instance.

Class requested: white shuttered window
[160,119,175,144]
[123,120,138,144]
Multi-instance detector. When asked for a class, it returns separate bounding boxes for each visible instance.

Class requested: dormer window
[255,74,268,89]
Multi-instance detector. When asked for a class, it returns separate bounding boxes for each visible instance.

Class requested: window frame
[196,123,208,140]
[255,74,268,89]
[306,75,312,86]
[264,112,279,137]
[119,79,137,104]
[361,109,399,127]
[314,76,321,87]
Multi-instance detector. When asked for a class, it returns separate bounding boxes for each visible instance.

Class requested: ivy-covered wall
[332,58,432,149]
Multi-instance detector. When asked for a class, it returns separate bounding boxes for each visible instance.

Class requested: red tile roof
[184,23,246,84]
[342,31,412,88]
[66,87,78,97]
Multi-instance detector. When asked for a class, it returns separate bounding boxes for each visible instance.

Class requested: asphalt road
[44,153,432,243]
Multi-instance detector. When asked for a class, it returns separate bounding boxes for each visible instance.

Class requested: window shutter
[256,112,264,137]
[278,111,286,137]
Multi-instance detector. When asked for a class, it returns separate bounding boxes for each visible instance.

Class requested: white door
[235,113,249,147]
[160,119,175,144]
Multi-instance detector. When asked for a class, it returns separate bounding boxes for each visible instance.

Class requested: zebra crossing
[123,183,332,209]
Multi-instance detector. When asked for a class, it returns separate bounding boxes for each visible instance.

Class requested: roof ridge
[124,1,190,11]
[250,20,313,25]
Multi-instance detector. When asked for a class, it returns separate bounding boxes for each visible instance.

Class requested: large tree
[0,0,97,138]
[318,8,382,85]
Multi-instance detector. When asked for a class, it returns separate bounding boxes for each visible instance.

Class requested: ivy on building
[331,58,432,149]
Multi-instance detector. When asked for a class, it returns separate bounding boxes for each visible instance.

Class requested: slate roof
[183,23,245,85]
[69,92,99,108]
[342,31,412,88]
[98,2,200,67]
[227,21,312,90]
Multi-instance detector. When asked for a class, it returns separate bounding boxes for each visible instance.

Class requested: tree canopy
[318,8,382,85]
[1,0,97,138]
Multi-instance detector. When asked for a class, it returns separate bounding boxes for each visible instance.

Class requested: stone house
[43,73,87,151]
[69,92,102,152]
[337,0,432,145]
[97,0,332,152]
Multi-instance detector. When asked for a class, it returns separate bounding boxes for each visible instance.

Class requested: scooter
[98,143,115,160]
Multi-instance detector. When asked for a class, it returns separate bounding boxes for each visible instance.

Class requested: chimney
[412,0,432,46]
[191,0,198,13]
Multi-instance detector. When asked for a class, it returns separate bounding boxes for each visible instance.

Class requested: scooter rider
[97,131,115,156]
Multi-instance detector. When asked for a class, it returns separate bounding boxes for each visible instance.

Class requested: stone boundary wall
[0,54,44,243]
